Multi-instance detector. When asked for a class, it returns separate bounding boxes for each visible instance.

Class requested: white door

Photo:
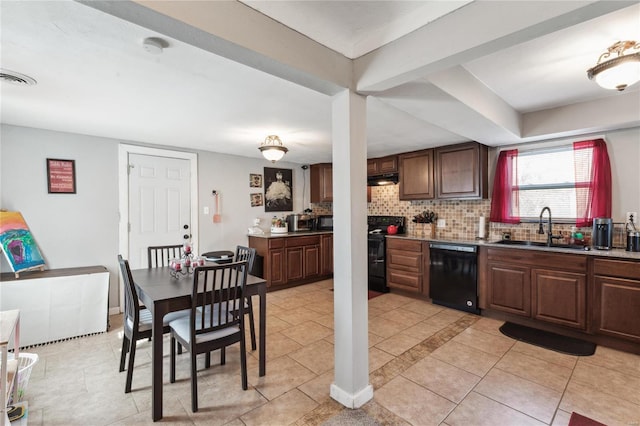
[127,153,192,269]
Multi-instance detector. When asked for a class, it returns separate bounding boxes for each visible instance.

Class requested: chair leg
[125,337,137,393]
[220,347,226,365]
[119,335,129,372]
[205,352,211,369]
[190,352,198,412]
[247,297,257,351]
[169,334,176,383]
[240,331,248,390]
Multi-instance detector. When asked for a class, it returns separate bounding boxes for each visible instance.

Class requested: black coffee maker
[592,218,613,250]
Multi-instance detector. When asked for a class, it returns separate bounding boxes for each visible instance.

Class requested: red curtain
[574,139,611,227]
[490,149,520,224]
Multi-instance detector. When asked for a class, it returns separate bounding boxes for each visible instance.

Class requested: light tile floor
[19,279,640,425]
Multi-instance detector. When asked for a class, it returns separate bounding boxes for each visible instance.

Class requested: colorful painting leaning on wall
[0,211,45,274]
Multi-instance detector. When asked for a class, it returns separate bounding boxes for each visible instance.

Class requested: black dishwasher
[429,243,479,314]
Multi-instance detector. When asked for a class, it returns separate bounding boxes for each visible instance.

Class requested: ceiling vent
[0,69,37,86]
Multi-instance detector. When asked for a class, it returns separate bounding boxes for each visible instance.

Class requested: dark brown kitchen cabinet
[593,258,640,343]
[484,247,587,330]
[386,238,422,293]
[367,155,398,175]
[435,142,488,199]
[249,234,329,289]
[532,269,586,330]
[310,163,333,202]
[398,149,434,200]
[487,262,531,317]
[310,163,371,202]
[320,234,333,276]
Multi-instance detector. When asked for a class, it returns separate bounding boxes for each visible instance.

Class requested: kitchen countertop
[247,230,333,239]
[387,234,640,260]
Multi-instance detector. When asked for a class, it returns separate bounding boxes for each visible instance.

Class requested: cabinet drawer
[486,248,586,272]
[594,258,640,280]
[387,268,421,292]
[387,249,422,272]
[387,238,422,252]
[286,236,320,247]
[269,239,285,249]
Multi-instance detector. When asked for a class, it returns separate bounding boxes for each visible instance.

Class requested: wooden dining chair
[235,245,257,351]
[147,244,183,268]
[169,260,249,412]
[117,255,189,393]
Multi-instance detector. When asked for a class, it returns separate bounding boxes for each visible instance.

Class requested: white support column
[329,89,372,408]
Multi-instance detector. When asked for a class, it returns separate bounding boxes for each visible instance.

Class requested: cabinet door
[320,234,333,276]
[269,249,285,287]
[399,150,434,200]
[378,156,398,174]
[594,275,640,343]
[436,142,487,199]
[487,262,531,317]
[285,247,304,282]
[532,269,586,330]
[310,163,333,202]
[386,246,422,293]
[304,245,320,279]
[367,159,378,176]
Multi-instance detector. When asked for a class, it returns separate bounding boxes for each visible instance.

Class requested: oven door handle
[372,259,385,263]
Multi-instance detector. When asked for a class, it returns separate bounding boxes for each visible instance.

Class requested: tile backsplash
[311,184,599,244]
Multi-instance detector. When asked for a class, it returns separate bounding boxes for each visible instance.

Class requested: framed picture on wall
[47,158,76,194]
[250,193,263,207]
[264,167,293,212]
[250,173,262,188]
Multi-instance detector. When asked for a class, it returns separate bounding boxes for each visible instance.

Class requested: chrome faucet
[538,207,562,246]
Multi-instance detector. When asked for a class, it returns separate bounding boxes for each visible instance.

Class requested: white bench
[0,266,109,347]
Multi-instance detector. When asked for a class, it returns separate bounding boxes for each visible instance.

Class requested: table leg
[259,286,266,376]
[151,304,165,421]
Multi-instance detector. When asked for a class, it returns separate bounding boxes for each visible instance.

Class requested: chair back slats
[148,244,183,268]
[190,261,248,340]
[235,245,256,271]
[118,255,139,329]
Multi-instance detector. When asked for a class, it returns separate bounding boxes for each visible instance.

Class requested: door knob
[183,234,190,239]
[183,224,189,229]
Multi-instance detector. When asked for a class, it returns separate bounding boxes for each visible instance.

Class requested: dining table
[130,264,267,422]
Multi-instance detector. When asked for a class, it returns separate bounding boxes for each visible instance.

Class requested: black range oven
[367,216,406,293]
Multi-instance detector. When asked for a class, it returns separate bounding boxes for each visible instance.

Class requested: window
[490,139,611,226]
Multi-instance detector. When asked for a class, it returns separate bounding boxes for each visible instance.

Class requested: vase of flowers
[412,210,438,238]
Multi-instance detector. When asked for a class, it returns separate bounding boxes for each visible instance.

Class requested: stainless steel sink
[494,240,590,251]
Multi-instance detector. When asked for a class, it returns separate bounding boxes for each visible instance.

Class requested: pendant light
[587,40,640,91]
[259,135,288,162]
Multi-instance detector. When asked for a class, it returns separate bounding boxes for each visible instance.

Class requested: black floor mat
[499,322,596,356]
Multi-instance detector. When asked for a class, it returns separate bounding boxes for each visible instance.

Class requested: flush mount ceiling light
[259,135,288,162]
[587,40,640,91]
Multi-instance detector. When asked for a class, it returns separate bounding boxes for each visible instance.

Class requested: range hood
[367,173,399,186]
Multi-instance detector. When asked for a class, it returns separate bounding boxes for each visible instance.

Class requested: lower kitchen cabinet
[593,258,640,343]
[320,234,333,276]
[487,262,531,317]
[249,234,331,288]
[532,268,586,329]
[386,238,422,293]
[485,247,587,330]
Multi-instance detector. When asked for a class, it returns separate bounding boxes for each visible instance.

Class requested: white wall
[0,124,309,309]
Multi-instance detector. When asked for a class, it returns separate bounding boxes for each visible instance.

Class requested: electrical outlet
[436,218,446,228]
[627,212,638,224]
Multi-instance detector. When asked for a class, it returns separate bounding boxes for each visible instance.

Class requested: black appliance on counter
[368,215,406,293]
[593,217,613,250]
[429,243,479,314]
[315,215,333,231]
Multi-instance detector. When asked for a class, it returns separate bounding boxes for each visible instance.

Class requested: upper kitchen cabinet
[398,149,435,200]
[310,163,371,203]
[367,155,398,176]
[435,142,488,199]
[310,163,333,203]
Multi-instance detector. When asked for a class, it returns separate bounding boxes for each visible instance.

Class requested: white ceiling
[1,1,639,165]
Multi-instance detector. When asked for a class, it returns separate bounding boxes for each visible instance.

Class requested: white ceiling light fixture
[0,69,37,86]
[259,135,288,162]
[587,40,640,91]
